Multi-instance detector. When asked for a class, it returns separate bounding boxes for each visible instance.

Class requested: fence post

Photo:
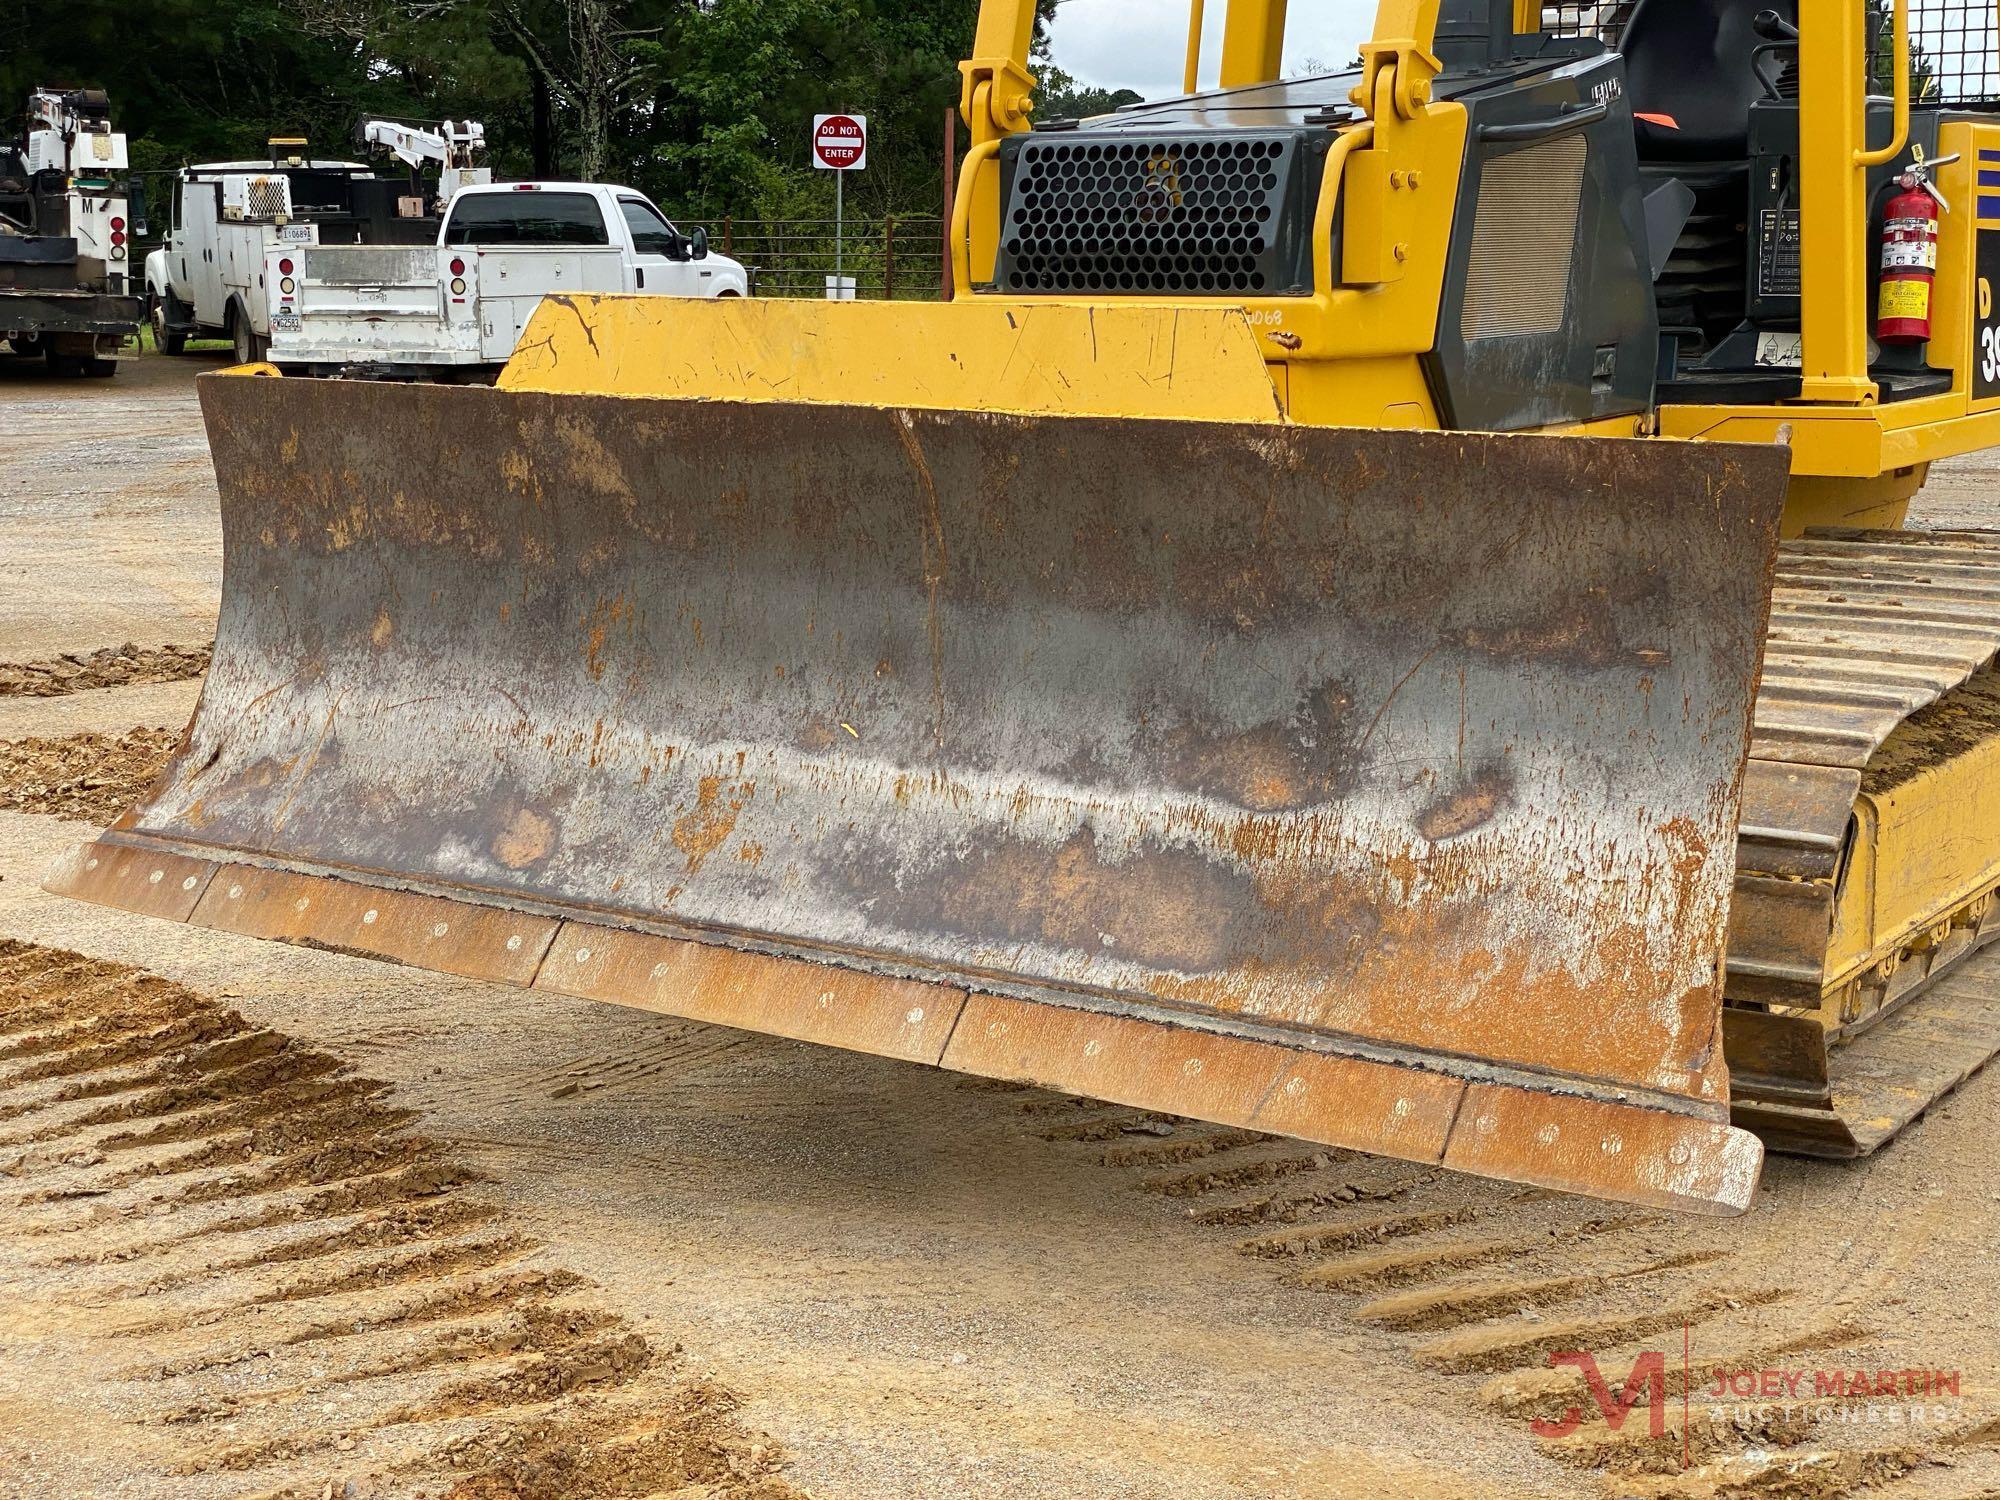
[884,216,897,301]
[941,106,957,301]
[723,215,733,256]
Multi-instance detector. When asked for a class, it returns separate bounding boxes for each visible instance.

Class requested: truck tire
[230,307,268,367]
[84,357,118,379]
[45,349,87,377]
[152,292,188,356]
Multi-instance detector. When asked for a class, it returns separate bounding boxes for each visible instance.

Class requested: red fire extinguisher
[1878,153,1957,345]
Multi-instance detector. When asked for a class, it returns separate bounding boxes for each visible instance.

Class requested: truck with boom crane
[0,88,143,376]
[144,119,491,363]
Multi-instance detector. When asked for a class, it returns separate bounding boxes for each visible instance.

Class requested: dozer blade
[53,370,1790,1214]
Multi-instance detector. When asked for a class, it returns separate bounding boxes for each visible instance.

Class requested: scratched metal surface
[142,376,1788,1106]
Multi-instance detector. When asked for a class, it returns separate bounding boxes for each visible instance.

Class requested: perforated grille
[993,131,1317,296]
[246,177,291,220]
[1461,133,1588,340]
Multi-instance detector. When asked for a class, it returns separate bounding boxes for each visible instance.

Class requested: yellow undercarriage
[1815,673,2000,1028]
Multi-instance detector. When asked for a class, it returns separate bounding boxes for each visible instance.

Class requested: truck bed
[273,243,628,372]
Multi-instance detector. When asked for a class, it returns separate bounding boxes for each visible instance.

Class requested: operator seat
[1620,0,1796,160]
[1618,0,1797,351]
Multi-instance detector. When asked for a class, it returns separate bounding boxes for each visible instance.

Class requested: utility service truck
[0,88,143,376]
[265,181,748,380]
[146,120,490,364]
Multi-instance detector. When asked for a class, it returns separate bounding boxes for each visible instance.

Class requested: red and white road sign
[812,114,868,172]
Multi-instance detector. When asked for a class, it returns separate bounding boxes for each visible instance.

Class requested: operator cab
[1621,0,1952,404]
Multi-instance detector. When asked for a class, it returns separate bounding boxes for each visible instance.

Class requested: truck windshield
[443,192,608,246]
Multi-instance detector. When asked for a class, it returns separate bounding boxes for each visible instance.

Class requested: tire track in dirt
[465,1022,757,1107]
[0,937,805,1499]
[0,642,210,698]
[977,1079,1990,1499]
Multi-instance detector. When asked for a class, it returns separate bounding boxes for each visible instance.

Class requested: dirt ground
[3,347,2000,1500]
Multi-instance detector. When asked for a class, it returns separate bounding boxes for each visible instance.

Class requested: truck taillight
[280,277,296,295]
[278,257,294,276]
[450,258,466,276]
[110,216,125,232]
[450,277,468,296]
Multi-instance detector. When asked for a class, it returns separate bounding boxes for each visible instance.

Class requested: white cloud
[1043,0,1380,101]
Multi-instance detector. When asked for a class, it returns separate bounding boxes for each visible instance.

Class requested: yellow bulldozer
[53,0,2000,1216]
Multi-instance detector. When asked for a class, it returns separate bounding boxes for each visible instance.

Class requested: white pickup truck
[266,181,748,378]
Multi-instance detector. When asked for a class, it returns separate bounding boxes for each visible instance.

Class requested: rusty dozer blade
[53,373,1790,1214]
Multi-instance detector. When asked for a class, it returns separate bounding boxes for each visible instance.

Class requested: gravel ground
[0,352,228,659]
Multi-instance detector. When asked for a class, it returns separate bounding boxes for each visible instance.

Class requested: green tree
[1033,65,1142,123]
[0,0,1067,221]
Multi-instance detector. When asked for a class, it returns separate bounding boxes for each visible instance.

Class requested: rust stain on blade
[535,923,968,1065]
[188,865,558,985]
[942,996,1465,1166]
[1441,1084,1763,1217]
[45,840,218,923]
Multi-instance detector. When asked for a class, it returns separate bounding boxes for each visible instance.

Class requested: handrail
[1310,120,1375,291]
[1478,99,1609,145]
[1857,0,1909,166]
[1184,0,1208,95]
[949,124,1002,299]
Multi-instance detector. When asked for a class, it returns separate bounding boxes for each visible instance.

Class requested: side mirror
[690,226,709,261]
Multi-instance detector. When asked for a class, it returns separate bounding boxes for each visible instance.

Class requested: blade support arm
[959,0,1040,144]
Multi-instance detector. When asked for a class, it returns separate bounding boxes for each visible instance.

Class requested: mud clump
[438,1382,804,1500]
[0,727,179,823]
[0,641,210,697]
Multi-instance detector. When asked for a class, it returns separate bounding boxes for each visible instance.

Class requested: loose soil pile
[0,728,179,823]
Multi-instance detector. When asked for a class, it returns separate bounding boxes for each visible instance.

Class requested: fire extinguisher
[1878,152,1958,345]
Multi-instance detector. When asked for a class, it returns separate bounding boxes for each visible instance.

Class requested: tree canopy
[0,0,1097,220]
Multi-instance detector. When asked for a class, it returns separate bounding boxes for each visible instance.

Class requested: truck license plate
[271,313,302,333]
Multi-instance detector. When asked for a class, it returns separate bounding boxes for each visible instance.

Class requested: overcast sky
[1043,0,1380,100]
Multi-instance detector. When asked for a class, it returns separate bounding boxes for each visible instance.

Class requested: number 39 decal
[1981,278,1999,388]
[1976,239,2000,401]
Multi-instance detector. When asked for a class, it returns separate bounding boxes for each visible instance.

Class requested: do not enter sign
[812,114,868,172]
